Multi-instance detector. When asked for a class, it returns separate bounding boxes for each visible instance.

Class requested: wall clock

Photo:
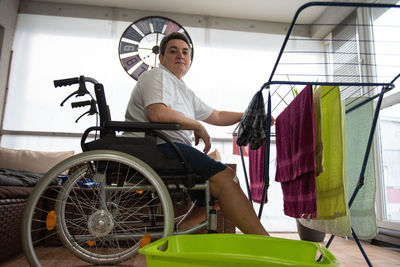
[118,16,194,80]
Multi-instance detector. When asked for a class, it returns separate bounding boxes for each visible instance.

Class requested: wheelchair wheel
[22,150,174,266]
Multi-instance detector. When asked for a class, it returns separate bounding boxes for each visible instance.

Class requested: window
[378,101,400,227]
[373,2,400,231]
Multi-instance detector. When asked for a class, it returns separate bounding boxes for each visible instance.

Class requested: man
[125,32,269,236]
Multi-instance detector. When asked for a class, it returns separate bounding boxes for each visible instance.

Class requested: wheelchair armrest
[81,122,196,188]
[103,121,180,132]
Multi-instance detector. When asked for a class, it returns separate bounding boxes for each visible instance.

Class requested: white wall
[0,0,19,132]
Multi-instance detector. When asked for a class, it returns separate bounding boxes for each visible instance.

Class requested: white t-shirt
[124,64,213,146]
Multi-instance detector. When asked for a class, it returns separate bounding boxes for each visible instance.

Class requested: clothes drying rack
[239,2,400,266]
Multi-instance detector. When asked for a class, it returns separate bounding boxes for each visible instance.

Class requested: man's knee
[217,166,236,181]
[209,167,238,196]
[224,166,239,183]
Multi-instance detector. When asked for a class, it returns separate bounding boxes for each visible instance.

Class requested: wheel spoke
[22,151,172,266]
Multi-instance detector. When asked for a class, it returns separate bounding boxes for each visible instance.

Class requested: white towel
[345,97,377,240]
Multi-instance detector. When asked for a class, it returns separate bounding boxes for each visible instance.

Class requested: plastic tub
[139,234,339,267]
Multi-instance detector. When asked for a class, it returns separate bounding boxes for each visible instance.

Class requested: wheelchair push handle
[55,75,100,122]
[54,75,99,88]
[54,77,80,87]
[56,75,96,107]
[71,99,98,123]
[71,100,92,108]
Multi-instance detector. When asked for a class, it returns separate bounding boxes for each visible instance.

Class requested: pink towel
[275,85,317,218]
[232,135,249,156]
[249,141,267,203]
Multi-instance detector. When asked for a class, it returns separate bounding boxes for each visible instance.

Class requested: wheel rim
[22,150,174,266]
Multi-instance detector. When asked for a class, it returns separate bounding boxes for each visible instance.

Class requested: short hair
[159,32,193,61]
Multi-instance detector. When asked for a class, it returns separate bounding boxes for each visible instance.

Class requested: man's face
[159,39,191,80]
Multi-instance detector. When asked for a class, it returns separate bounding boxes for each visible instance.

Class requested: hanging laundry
[345,97,377,240]
[249,141,267,203]
[236,90,267,150]
[314,86,348,219]
[299,86,351,237]
[232,134,249,156]
[275,85,317,218]
[314,86,324,176]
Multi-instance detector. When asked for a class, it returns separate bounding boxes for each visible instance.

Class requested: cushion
[0,147,74,174]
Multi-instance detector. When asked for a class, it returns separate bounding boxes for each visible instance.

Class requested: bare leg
[209,167,269,235]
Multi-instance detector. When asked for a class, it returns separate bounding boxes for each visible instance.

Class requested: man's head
[159,32,192,80]
[159,32,192,60]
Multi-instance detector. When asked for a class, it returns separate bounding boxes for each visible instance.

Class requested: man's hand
[269,115,276,125]
[194,123,211,154]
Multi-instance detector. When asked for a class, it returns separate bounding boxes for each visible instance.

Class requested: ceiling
[24,0,339,24]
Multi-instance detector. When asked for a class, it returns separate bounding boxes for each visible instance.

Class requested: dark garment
[236,90,267,150]
[157,142,226,206]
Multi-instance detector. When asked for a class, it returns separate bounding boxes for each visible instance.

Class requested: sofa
[0,147,74,262]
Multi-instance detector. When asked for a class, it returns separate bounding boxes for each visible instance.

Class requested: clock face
[118,16,193,80]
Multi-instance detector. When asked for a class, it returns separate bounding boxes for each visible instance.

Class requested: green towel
[299,86,351,236]
[345,97,377,240]
[314,86,324,176]
[316,86,348,219]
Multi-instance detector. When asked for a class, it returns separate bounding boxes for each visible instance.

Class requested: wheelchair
[21,76,217,266]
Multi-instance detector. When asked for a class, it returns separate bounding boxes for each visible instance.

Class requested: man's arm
[146,103,211,153]
[203,110,243,126]
[204,110,275,126]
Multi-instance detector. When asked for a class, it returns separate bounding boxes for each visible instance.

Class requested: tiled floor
[2,232,400,266]
[273,232,400,267]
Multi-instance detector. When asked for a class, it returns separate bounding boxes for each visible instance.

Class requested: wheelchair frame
[21,76,217,266]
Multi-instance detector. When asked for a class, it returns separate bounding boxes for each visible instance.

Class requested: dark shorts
[157,142,226,206]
